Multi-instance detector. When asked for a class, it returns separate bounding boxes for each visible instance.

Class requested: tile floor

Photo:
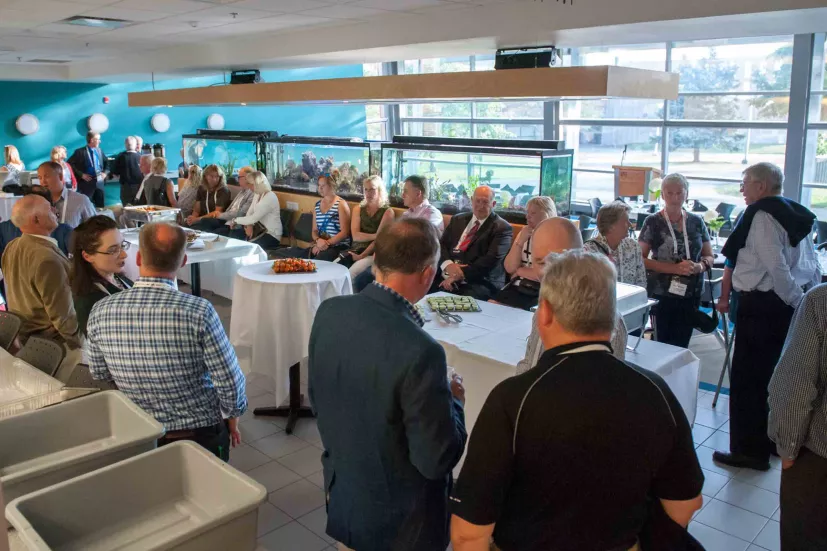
[206,290,777,550]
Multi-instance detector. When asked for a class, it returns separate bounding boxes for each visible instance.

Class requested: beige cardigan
[2,234,80,348]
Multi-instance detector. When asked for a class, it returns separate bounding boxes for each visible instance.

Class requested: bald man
[516,217,627,372]
[435,186,513,300]
[87,222,247,461]
[2,195,80,349]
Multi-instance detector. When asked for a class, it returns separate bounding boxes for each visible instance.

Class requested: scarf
[721,196,815,267]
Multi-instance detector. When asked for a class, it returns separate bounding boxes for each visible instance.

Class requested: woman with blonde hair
[227,171,282,249]
[177,165,202,219]
[51,145,76,190]
[1,145,25,187]
[136,156,176,207]
[338,175,395,278]
[493,195,557,310]
[186,164,231,225]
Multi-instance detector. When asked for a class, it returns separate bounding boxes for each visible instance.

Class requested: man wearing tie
[68,132,109,208]
[435,185,513,300]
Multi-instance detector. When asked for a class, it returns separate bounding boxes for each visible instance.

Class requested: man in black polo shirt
[450,249,704,551]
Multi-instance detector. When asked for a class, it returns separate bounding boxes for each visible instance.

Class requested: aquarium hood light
[128,65,678,108]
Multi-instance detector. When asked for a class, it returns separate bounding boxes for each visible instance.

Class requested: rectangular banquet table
[419,292,700,438]
[122,231,266,299]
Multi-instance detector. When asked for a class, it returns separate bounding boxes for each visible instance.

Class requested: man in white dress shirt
[714,162,821,472]
[401,175,445,233]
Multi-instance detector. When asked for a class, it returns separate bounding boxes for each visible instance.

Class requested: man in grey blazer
[309,217,467,551]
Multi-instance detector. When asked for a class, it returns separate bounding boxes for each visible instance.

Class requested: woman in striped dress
[275,173,352,261]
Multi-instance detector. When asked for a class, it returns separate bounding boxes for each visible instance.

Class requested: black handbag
[691,267,719,334]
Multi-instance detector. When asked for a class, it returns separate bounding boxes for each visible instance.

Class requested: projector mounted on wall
[230,70,262,85]
[495,46,561,70]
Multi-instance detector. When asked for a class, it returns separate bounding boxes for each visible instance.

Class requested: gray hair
[596,200,631,236]
[527,196,557,218]
[139,222,186,273]
[374,218,440,277]
[743,162,783,195]
[125,136,137,150]
[539,249,617,335]
[662,173,689,194]
[140,154,155,171]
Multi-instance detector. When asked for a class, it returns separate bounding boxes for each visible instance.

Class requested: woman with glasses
[71,215,133,335]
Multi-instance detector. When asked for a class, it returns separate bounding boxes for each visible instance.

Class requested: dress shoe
[712,450,770,471]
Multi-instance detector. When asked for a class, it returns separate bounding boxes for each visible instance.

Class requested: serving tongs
[436,309,463,324]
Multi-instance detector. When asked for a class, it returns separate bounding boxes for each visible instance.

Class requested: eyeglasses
[94,241,131,256]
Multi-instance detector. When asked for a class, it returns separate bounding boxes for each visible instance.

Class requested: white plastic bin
[0,359,64,419]
[6,441,268,551]
[0,391,164,503]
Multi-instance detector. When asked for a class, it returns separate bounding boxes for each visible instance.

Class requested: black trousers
[120,183,140,207]
[273,244,347,262]
[157,421,230,462]
[653,296,695,349]
[781,448,827,550]
[79,177,105,208]
[729,290,794,460]
[226,228,282,251]
[190,217,227,232]
[430,273,498,301]
[492,279,539,311]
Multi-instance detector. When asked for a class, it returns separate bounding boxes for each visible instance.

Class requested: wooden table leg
[253,361,314,434]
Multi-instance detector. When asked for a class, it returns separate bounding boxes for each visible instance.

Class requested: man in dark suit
[309,217,467,551]
[112,136,143,206]
[436,185,513,300]
[68,131,109,208]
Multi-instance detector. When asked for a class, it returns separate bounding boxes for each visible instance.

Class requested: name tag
[669,277,688,297]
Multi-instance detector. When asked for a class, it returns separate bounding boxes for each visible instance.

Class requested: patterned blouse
[639,209,710,296]
[584,233,647,288]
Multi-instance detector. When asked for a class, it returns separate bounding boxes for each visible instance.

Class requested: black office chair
[716,203,736,232]
[588,197,603,218]
[815,220,827,248]
[0,311,21,351]
[16,336,65,377]
[293,212,314,244]
[636,212,649,231]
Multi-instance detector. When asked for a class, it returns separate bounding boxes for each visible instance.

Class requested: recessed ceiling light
[61,16,132,29]
[240,102,246,106]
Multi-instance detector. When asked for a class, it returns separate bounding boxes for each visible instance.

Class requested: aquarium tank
[182,133,264,178]
[381,142,573,221]
[268,137,376,199]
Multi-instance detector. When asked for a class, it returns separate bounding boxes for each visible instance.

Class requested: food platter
[271,258,317,274]
[427,295,481,312]
[123,205,181,224]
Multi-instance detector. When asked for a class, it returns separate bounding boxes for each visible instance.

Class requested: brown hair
[70,215,119,296]
[374,218,440,277]
[202,164,226,191]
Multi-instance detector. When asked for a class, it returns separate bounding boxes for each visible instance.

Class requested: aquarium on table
[380,142,573,218]
[267,137,379,198]
[182,133,265,178]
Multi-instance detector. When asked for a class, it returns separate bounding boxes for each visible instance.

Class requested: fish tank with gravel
[381,140,573,222]
[267,137,379,200]
[182,133,266,179]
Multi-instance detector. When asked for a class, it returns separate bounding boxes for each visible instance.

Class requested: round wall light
[151,113,171,133]
[207,113,225,130]
[87,113,109,134]
[15,113,39,135]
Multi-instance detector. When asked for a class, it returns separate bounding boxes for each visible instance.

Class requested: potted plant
[703,209,726,250]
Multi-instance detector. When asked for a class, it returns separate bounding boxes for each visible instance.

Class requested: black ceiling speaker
[230,70,262,85]
[495,46,559,70]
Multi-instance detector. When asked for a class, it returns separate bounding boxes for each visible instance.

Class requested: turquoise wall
[0,65,366,169]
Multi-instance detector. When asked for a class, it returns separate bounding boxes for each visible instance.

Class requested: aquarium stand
[253,361,314,434]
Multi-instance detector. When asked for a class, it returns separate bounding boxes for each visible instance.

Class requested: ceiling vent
[61,16,132,29]
[27,59,71,64]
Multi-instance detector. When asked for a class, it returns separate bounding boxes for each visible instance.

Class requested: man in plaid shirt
[87,222,247,461]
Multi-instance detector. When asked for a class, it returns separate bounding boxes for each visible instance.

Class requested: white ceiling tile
[0,8,62,26]
[296,4,390,19]
[228,0,333,13]
[25,23,111,37]
[107,0,211,14]
[79,6,174,22]
[3,0,97,17]
[172,4,275,22]
[351,0,445,10]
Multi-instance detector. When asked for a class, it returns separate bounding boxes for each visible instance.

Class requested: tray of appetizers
[427,295,481,312]
[271,259,317,274]
[123,205,181,224]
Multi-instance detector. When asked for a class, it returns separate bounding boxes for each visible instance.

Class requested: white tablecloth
[122,231,266,299]
[419,292,700,435]
[230,260,352,407]
[0,195,20,222]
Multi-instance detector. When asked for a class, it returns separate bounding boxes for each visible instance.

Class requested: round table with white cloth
[0,195,21,222]
[230,260,352,407]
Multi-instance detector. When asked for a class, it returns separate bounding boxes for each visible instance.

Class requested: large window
[802,34,827,219]
[363,33,827,218]
[559,37,793,208]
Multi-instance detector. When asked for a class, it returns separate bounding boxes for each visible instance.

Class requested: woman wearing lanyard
[639,174,714,348]
[275,173,351,261]
[70,216,133,335]
[185,164,231,226]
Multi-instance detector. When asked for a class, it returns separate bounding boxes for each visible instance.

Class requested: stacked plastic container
[0,359,64,420]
